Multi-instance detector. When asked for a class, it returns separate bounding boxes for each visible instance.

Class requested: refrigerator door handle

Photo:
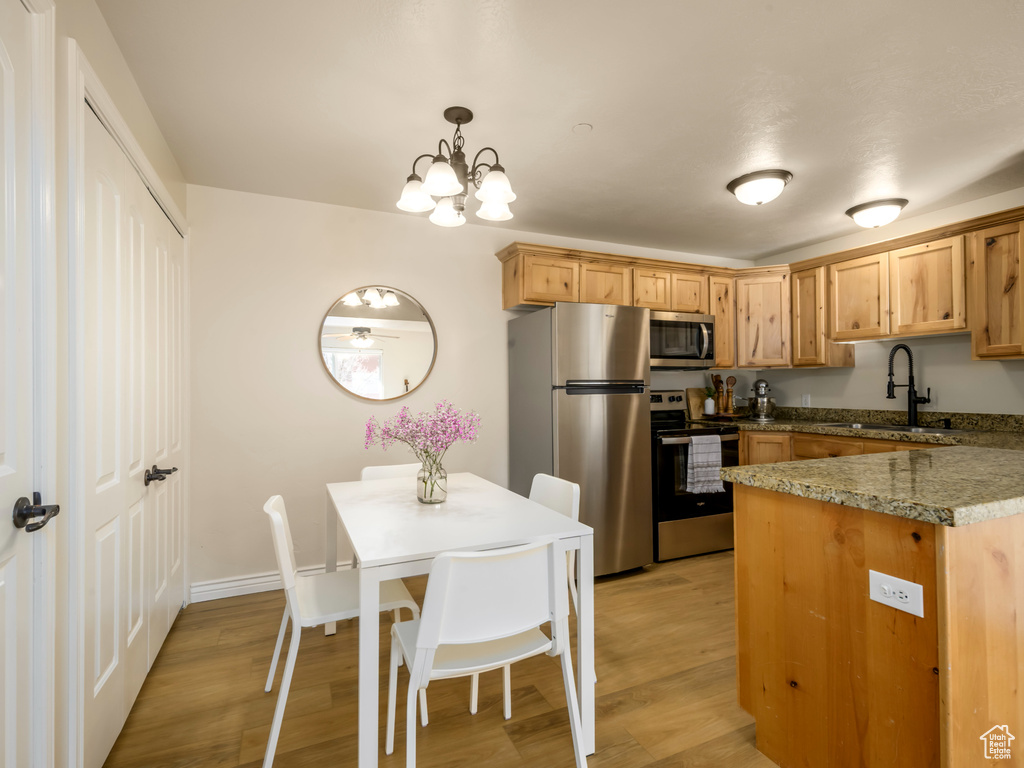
[564,383,647,395]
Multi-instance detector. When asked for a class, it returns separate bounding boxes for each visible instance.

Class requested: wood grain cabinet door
[791,267,855,368]
[889,236,966,337]
[580,262,632,305]
[968,222,1023,359]
[736,272,791,367]
[670,270,709,313]
[633,268,671,309]
[521,254,580,304]
[709,275,735,368]
[741,432,793,464]
[829,252,890,340]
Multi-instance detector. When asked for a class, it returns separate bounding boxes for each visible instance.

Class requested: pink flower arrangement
[364,400,481,474]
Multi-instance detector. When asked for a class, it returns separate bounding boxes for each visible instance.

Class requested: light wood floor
[104,551,776,768]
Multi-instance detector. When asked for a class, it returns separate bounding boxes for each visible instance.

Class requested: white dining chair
[262,495,423,768]
[385,539,587,768]
[360,463,422,481]
[468,473,581,719]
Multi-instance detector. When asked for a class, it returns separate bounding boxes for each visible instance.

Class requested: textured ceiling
[95,0,1024,260]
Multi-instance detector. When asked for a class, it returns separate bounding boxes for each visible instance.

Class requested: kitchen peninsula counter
[727,445,1024,767]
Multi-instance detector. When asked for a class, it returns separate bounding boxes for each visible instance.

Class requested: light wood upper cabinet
[968,222,1023,359]
[633,269,672,310]
[791,266,854,368]
[736,272,790,368]
[670,270,709,313]
[502,252,579,309]
[828,252,890,340]
[580,262,632,305]
[888,236,966,336]
[709,275,735,369]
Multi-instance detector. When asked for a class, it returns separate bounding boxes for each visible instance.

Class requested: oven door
[653,433,739,560]
[650,312,715,369]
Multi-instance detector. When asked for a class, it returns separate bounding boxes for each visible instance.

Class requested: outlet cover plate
[801,394,811,407]
[869,569,924,617]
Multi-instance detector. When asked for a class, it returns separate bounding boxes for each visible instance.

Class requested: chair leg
[557,622,587,768]
[419,689,428,726]
[265,607,289,693]
[568,551,579,616]
[263,619,302,768]
[502,665,512,720]
[406,674,419,768]
[469,673,479,714]
[386,629,402,755]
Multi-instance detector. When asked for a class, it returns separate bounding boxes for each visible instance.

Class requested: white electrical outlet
[869,569,924,617]
[801,394,811,407]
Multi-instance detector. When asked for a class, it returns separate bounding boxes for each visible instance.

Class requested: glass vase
[417,464,447,504]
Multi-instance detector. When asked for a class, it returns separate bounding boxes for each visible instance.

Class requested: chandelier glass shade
[397,106,515,226]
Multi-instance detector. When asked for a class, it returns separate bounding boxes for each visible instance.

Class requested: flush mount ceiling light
[396,106,515,227]
[726,169,793,206]
[845,198,909,228]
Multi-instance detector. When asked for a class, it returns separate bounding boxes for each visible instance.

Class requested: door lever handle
[144,465,179,486]
[13,492,60,533]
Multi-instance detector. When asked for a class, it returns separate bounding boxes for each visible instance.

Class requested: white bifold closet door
[81,106,186,768]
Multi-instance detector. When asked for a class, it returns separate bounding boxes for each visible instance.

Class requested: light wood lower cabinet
[736,272,790,368]
[889,235,966,337]
[740,432,793,465]
[968,222,1023,359]
[580,261,632,306]
[791,266,854,368]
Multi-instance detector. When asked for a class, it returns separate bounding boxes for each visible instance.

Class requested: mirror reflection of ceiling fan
[324,326,398,348]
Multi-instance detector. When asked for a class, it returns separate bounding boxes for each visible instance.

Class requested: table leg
[325,487,337,636]
[358,565,382,768]
[577,534,595,755]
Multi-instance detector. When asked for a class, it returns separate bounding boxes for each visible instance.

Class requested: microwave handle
[700,323,710,359]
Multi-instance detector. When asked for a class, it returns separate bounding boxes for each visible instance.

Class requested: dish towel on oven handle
[685,434,725,494]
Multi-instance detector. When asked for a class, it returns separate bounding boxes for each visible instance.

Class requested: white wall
[186,185,747,589]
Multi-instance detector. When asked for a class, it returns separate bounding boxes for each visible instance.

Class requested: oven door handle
[659,434,739,445]
[700,323,710,359]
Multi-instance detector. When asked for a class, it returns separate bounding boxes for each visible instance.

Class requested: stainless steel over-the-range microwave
[650,311,716,369]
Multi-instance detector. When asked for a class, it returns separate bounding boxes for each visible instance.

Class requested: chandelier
[396,106,515,227]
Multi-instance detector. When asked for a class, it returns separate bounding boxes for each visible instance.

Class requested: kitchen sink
[819,422,967,435]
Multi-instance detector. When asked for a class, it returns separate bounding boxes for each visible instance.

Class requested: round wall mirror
[319,287,437,401]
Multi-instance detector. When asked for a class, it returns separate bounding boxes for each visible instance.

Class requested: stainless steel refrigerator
[508,302,653,576]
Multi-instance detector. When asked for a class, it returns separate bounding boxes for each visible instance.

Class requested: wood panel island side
[722,446,1024,768]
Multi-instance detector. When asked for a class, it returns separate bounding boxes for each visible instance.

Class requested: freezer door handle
[564,383,647,395]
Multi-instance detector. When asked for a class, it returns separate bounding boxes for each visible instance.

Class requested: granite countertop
[722,446,1024,526]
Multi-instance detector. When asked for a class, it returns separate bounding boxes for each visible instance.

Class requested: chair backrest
[416,540,568,663]
[360,463,422,481]
[529,474,580,522]
[264,495,299,593]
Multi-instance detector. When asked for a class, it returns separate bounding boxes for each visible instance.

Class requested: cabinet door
[580,262,632,306]
[709,275,735,368]
[518,254,580,305]
[889,236,966,336]
[829,252,890,340]
[742,432,792,464]
[736,273,791,368]
[791,267,855,368]
[670,270,709,313]
[633,268,671,310]
[968,223,1023,359]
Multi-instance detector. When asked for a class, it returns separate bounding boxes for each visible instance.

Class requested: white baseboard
[189,563,353,603]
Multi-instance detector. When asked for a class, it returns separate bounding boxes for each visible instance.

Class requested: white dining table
[324,472,596,768]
